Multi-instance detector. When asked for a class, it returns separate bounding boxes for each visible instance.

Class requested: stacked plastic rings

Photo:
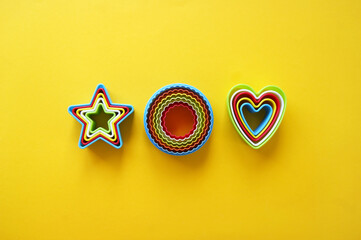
[144,83,214,155]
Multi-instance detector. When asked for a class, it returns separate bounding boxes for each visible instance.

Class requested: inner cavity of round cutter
[162,103,196,139]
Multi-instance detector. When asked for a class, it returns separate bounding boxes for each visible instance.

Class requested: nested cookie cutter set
[144,84,213,155]
[69,83,286,155]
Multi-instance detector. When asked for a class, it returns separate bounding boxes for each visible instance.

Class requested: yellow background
[1,0,361,239]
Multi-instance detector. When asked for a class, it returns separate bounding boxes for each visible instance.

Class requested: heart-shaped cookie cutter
[227,84,286,149]
[235,96,278,139]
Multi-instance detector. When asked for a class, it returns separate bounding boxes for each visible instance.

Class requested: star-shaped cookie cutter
[68,84,134,149]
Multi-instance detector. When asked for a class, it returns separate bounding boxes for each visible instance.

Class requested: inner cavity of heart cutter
[242,105,270,133]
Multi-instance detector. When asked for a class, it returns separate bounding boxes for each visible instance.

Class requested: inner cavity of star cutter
[86,104,115,133]
[163,104,196,138]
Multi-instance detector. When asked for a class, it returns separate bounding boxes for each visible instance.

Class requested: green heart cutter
[227,84,286,149]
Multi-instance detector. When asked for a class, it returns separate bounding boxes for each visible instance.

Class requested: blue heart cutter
[239,103,272,136]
